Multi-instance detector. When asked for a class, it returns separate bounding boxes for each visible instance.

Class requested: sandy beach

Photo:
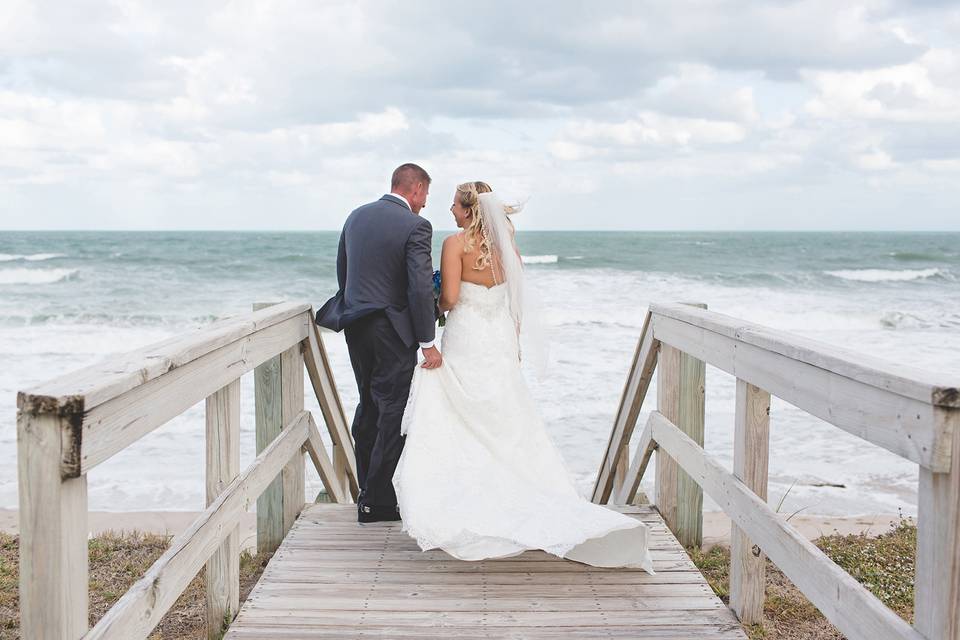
[0,507,904,552]
[0,509,259,553]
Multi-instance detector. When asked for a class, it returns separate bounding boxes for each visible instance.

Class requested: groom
[316,163,443,523]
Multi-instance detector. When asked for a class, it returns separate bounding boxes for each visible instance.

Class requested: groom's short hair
[391,163,431,190]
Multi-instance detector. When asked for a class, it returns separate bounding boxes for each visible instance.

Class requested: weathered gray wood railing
[16,302,359,640]
[593,302,960,640]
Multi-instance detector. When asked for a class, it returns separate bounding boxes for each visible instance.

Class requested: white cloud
[560,112,748,149]
[804,48,960,122]
[0,1,959,230]
[855,148,898,171]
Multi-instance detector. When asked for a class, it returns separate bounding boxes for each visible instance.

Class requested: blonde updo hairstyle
[456,181,517,273]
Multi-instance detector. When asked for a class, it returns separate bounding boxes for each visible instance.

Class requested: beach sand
[0,508,904,551]
[0,508,260,552]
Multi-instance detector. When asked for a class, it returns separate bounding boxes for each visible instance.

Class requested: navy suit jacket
[316,195,436,349]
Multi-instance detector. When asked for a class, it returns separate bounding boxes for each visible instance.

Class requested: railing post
[204,379,241,639]
[280,341,306,532]
[254,302,284,553]
[730,379,771,625]
[254,302,307,550]
[17,406,89,639]
[655,343,681,532]
[915,406,960,639]
[656,303,706,548]
[676,328,706,547]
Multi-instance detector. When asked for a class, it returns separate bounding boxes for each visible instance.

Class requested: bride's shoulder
[443,232,465,251]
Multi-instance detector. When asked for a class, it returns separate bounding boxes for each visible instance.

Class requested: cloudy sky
[2,1,959,231]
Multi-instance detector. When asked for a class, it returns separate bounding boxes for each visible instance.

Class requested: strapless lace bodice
[440,281,519,375]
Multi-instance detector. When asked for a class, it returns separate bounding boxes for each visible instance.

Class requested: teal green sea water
[1,231,958,515]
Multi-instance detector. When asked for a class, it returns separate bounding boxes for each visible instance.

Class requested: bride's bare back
[438,232,505,312]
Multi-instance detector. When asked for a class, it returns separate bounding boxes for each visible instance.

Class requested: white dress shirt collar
[387,192,412,211]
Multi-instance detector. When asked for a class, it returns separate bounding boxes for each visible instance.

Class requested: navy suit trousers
[344,312,418,508]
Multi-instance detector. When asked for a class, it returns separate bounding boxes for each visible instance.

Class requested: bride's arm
[438,234,462,312]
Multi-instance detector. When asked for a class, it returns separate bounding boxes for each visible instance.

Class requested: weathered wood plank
[229,608,738,626]
[277,539,683,552]
[280,343,305,536]
[656,343,681,536]
[224,503,745,639]
[295,502,658,518]
[253,308,284,555]
[17,410,88,640]
[612,444,629,493]
[18,302,310,413]
[225,628,745,640]
[85,412,311,640]
[251,569,706,585]
[270,548,691,562]
[650,302,959,408]
[650,311,949,470]
[204,379,241,639]
[649,411,922,640]
[304,319,359,500]
[676,319,706,548]
[251,582,713,598]
[71,312,309,476]
[729,379,770,625]
[915,406,960,639]
[331,444,350,503]
[244,593,724,611]
[303,414,348,503]
[592,310,659,503]
[263,558,697,572]
[613,418,656,505]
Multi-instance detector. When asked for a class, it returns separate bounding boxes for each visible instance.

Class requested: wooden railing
[594,302,960,640]
[16,302,358,640]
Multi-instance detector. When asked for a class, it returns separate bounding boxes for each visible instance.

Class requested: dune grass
[0,530,271,640]
[690,517,916,639]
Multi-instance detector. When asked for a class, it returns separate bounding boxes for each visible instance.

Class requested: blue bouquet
[432,269,446,327]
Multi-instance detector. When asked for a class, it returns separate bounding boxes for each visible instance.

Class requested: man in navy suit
[316,163,442,522]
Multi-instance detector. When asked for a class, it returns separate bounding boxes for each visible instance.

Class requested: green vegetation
[0,531,270,640]
[690,518,916,639]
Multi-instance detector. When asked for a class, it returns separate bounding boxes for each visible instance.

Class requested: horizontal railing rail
[648,302,954,470]
[595,302,959,640]
[16,303,357,640]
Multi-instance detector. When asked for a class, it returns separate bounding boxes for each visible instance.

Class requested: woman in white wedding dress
[392,181,654,572]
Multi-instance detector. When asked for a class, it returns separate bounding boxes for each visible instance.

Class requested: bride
[392,181,654,572]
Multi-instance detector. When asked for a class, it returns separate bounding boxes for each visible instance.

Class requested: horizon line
[3,228,960,234]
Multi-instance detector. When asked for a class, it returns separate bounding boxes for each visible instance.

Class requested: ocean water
[1,231,958,516]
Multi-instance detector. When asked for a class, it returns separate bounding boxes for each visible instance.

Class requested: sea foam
[824,268,943,283]
[0,268,79,284]
[522,254,559,264]
[0,253,66,262]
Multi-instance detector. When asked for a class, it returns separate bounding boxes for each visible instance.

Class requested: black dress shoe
[358,503,402,523]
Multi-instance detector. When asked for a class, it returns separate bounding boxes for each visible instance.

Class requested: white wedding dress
[393,280,654,572]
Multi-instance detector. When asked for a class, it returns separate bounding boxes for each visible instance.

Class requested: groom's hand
[421,346,443,369]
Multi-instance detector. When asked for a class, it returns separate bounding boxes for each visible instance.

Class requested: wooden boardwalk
[19,302,955,639]
[224,503,746,639]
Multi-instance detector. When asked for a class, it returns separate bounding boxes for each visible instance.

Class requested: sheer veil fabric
[477,191,549,377]
[392,193,654,572]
